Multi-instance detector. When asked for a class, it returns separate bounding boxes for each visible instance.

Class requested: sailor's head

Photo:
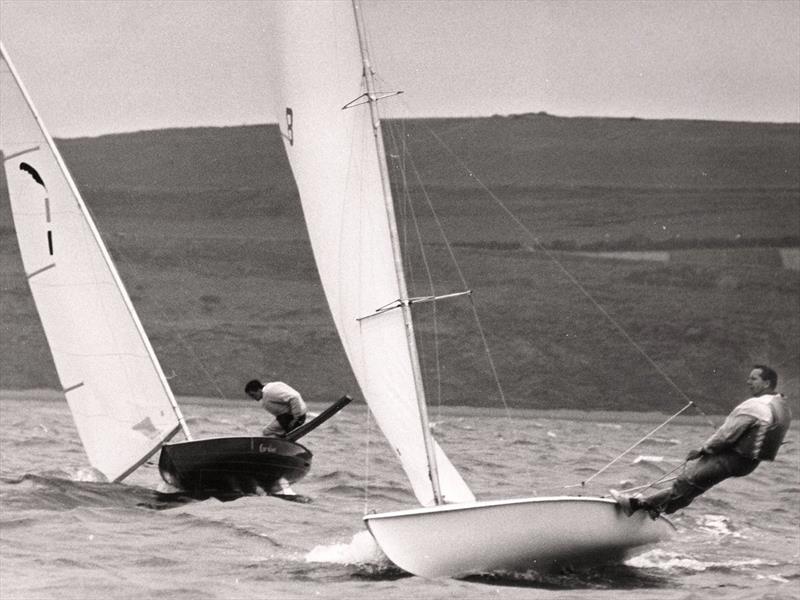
[245,379,264,401]
[747,365,777,396]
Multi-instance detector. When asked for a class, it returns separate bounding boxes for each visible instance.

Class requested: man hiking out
[612,364,791,518]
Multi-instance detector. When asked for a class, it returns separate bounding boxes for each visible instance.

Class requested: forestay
[270,2,474,506]
[0,44,183,482]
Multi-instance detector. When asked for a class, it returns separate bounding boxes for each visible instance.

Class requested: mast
[350,0,444,505]
[0,41,192,444]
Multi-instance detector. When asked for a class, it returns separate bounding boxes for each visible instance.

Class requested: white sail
[269,5,674,577]
[0,43,185,482]
[271,1,473,506]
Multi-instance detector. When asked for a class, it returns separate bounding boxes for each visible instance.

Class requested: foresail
[0,44,183,482]
[271,2,474,506]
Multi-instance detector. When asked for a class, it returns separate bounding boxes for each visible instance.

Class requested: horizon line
[51,111,800,141]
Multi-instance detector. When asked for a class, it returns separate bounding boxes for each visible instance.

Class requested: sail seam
[63,382,85,394]
[2,146,39,161]
[26,263,56,278]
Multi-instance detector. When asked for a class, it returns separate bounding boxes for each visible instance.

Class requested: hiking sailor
[612,364,792,518]
[245,379,308,438]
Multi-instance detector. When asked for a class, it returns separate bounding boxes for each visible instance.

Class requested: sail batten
[1,42,190,482]
[271,1,474,507]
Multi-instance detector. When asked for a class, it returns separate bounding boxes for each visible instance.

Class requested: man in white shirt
[613,364,791,518]
[245,379,308,437]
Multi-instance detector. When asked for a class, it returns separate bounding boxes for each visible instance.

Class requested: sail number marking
[45,197,53,255]
[18,159,54,256]
[283,108,294,146]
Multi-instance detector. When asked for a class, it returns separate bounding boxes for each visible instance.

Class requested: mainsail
[268,4,674,577]
[271,2,474,506]
[0,43,186,482]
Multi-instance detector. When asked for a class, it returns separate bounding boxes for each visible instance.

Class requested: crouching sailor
[245,379,308,438]
[612,364,792,518]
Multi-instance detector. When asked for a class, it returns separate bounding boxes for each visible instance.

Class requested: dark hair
[753,365,778,389]
[245,379,263,394]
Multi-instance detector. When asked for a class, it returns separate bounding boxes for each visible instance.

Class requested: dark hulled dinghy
[158,437,312,497]
[158,395,350,497]
[0,42,347,500]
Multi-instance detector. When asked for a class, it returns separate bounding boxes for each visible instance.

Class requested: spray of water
[305,530,390,567]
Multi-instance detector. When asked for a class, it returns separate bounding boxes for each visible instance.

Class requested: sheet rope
[564,400,695,489]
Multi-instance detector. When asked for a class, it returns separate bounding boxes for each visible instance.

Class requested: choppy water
[1,394,798,599]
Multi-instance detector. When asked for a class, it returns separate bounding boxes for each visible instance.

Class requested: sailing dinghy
[271,1,674,577]
[0,42,346,499]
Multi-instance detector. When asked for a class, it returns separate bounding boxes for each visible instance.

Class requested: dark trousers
[641,452,760,514]
[277,413,306,433]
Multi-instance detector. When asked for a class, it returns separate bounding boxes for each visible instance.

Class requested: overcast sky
[1,0,798,138]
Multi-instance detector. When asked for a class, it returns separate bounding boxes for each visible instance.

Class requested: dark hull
[158,437,312,499]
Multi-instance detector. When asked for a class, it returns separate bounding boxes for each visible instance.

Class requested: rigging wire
[563,401,696,489]
[418,121,717,428]
[428,123,699,411]
[382,118,512,416]
[384,118,446,416]
[411,121,726,485]
[363,401,374,515]
[103,232,229,402]
[372,80,726,491]
[380,114,535,486]
[623,467,683,495]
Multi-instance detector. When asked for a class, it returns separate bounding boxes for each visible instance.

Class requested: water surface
[1,395,797,599]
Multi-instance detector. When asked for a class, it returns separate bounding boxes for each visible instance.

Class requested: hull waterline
[364,496,675,578]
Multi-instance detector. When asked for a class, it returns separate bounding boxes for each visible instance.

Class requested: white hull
[364,496,675,578]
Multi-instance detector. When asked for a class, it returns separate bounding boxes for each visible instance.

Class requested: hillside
[1,114,798,413]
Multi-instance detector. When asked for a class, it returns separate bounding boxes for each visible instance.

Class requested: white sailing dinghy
[271,1,674,577]
[0,42,347,498]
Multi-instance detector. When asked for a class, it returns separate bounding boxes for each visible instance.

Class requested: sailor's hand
[685,448,703,461]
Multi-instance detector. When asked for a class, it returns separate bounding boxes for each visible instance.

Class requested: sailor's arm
[287,393,306,421]
[699,414,757,455]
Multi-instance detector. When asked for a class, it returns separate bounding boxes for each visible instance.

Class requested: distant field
[1,116,798,414]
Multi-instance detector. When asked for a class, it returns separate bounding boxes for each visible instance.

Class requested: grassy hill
[1,114,798,414]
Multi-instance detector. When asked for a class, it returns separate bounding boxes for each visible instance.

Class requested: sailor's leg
[641,453,753,515]
[637,460,711,515]
[261,419,285,437]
